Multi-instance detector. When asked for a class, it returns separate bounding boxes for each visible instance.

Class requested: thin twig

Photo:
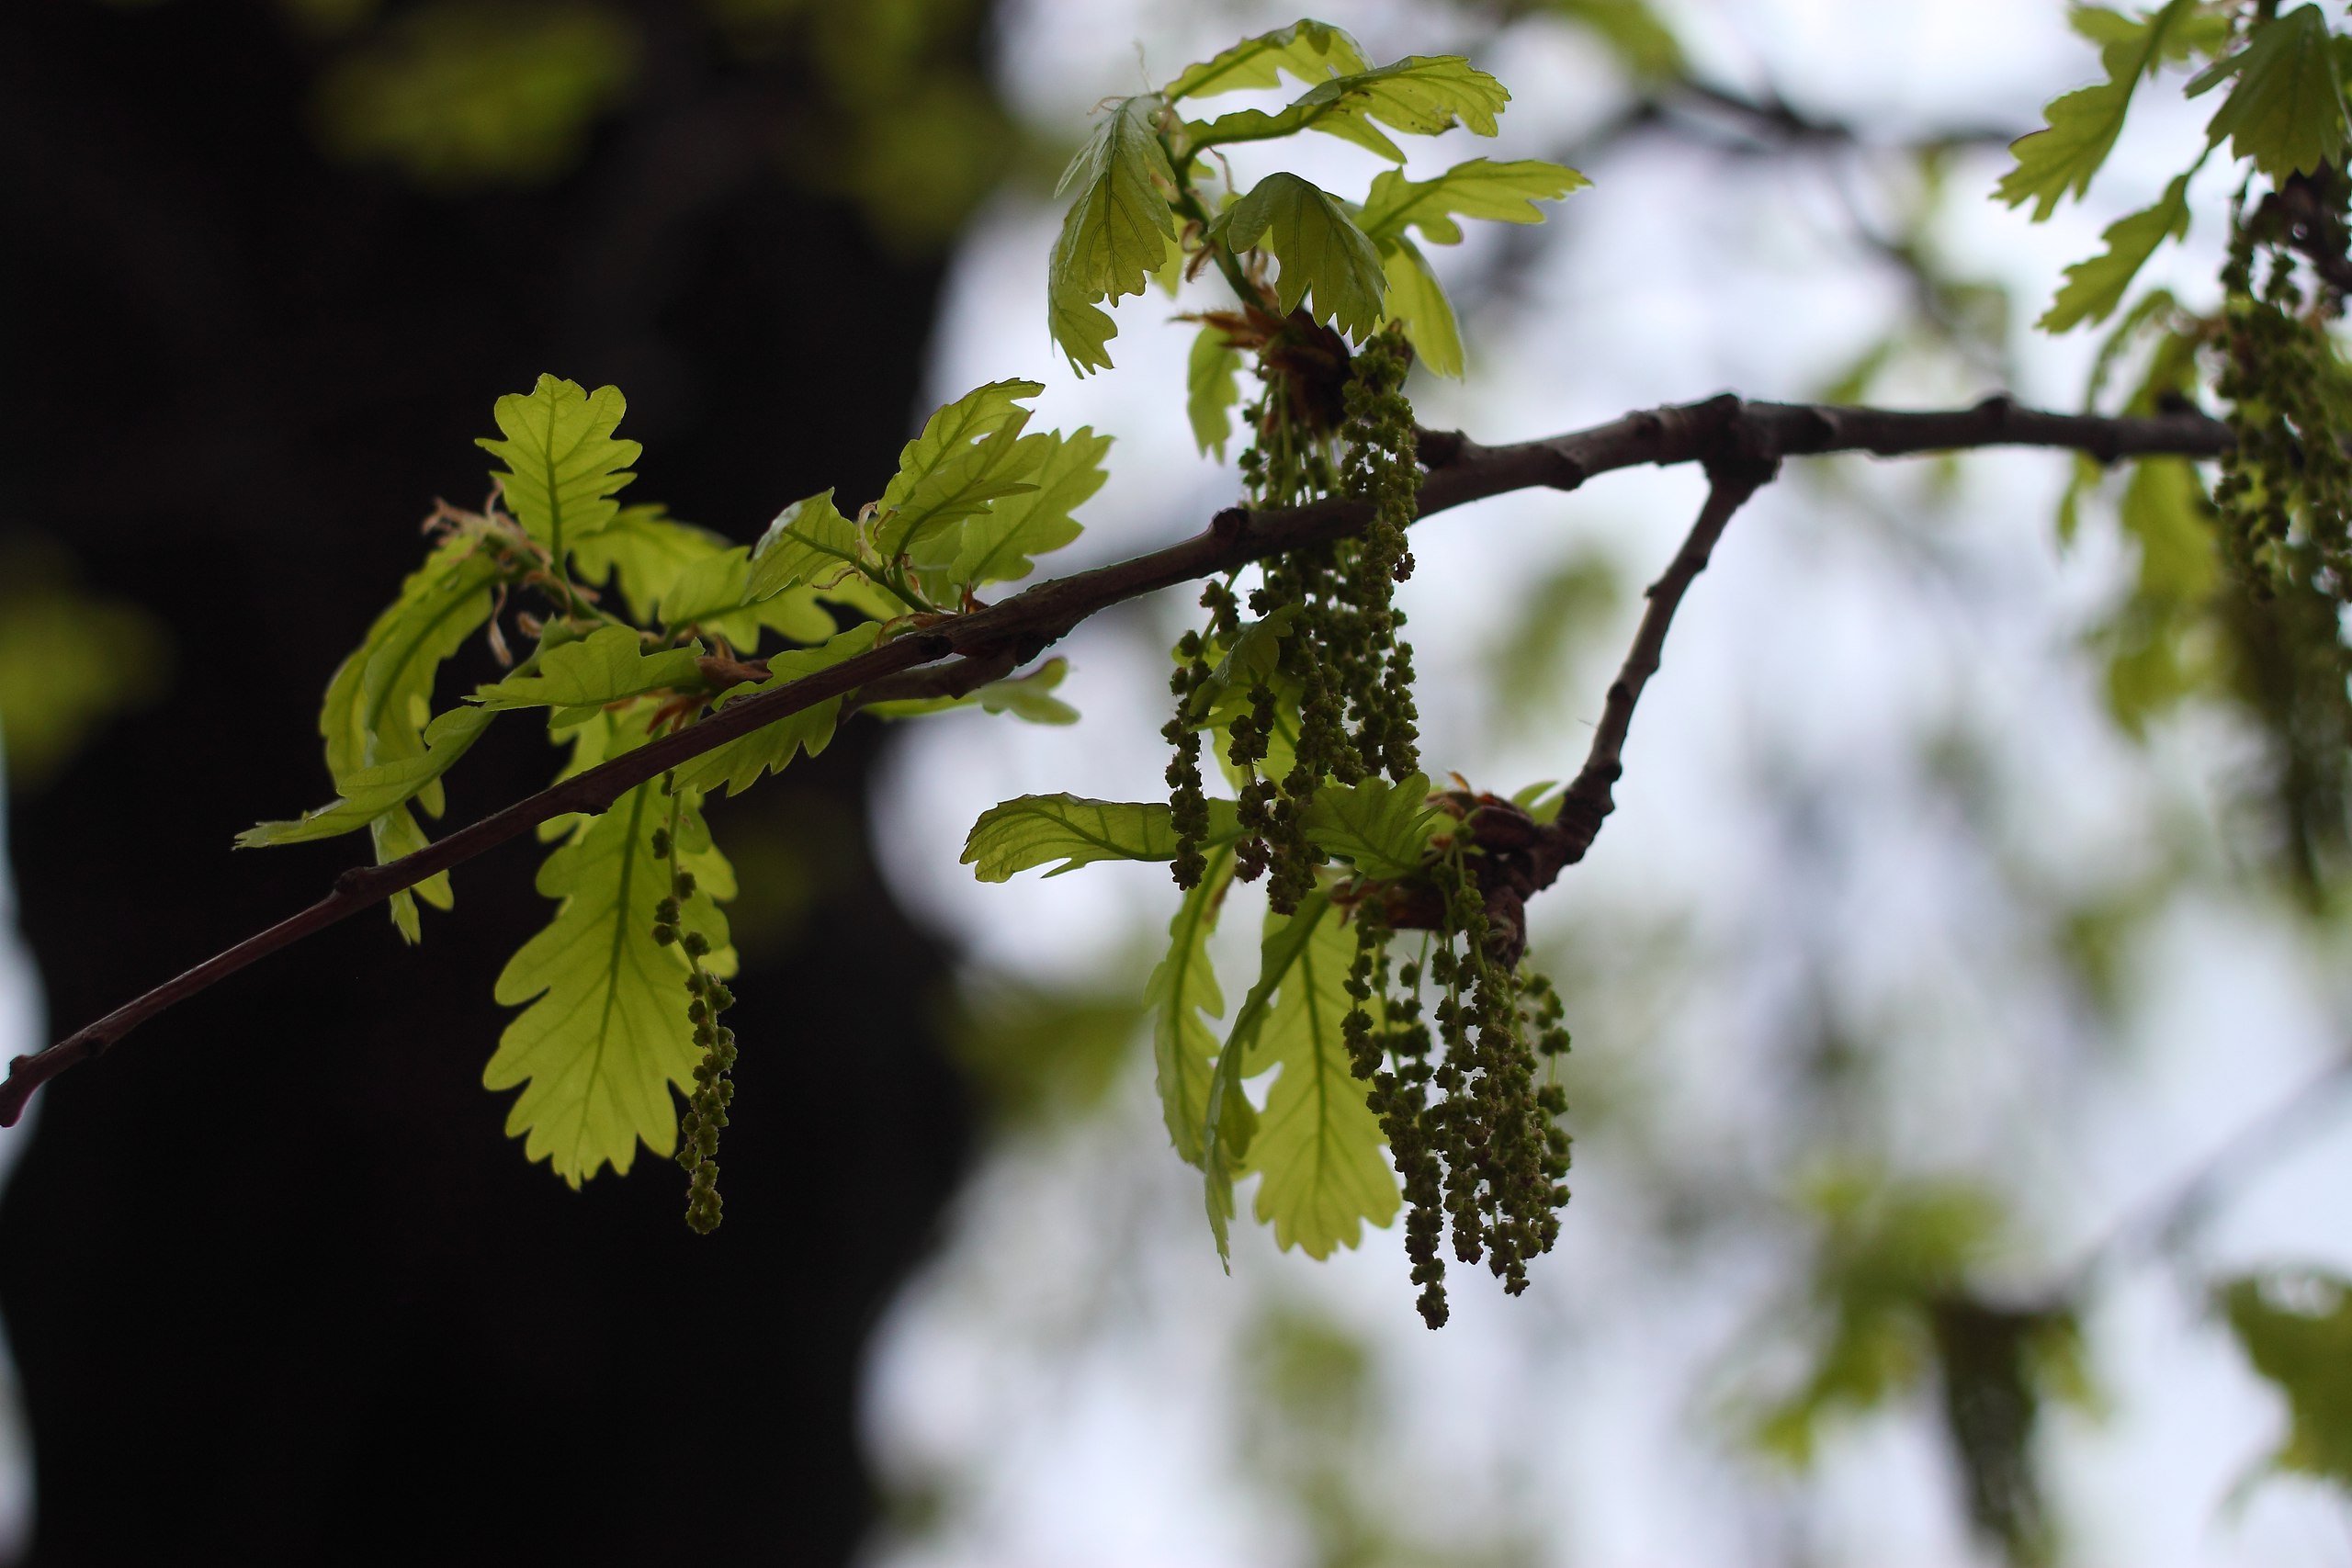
[1,393,2234,1121]
[2053,1048,2352,1301]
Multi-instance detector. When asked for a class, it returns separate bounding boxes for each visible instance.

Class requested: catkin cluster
[651,805,737,1235]
[1341,851,1572,1330]
[1165,328,1425,912]
[2215,194,2352,591]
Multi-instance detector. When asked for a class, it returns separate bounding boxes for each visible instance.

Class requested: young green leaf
[962,793,1244,880]
[934,426,1112,588]
[487,772,735,1186]
[871,381,1049,560]
[1996,0,2202,220]
[740,489,899,628]
[239,705,495,848]
[1145,842,1237,1166]
[1356,157,1589,246]
[2039,170,2194,332]
[1187,323,1247,457]
[1048,95,1179,374]
[2219,1271,2352,1493]
[308,536,503,936]
[1162,18,1369,101]
[570,504,728,624]
[476,373,640,557]
[672,622,880,796]
[1243,901,1400,1258]
[1300,771,1437,878]
[1377,236,1466,378]
[470,625,704,714]
[1200,891,1329,1261]
[1216,173,1388,340]
[2187,4,2347,180]
[863,657,1080,725]
[1188,56,1510,164]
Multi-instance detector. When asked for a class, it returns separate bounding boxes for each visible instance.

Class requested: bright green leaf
[476,373,639,556]
[936,427,1112,588]
[1146,842,1237,1166]
[239,704,494,848]
[1300,772,1437,878]
[570,503,729,624]
[2188,5,2348,179]
[746,489,864,602]
[672,622,880,796]
[872,381,1049,559]
[1218,173,1388,341]
[1048,96,1178,374]
[1357,157,1589,247]
[1996,0,2200,220]
[487,768,735,1186]
[1189,55,1510,164]
[471,625,703,713]
[962,793,1244,880]
[1201,892,1328,1261]
[1378,236,1465,378]
[2041,170,2194,332]
[1244,900,1399,1258]
[1163,18,1369,101]
[306,535,502,937]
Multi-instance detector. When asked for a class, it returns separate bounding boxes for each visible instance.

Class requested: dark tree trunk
[0,3,974,1562]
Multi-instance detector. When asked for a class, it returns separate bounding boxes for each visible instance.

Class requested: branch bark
[2,392,2233,1122]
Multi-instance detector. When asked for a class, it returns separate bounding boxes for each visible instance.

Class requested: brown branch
[2,392,2233,1122]
[1552,455,1779,848]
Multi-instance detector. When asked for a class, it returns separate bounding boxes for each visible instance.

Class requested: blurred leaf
[2093,457,2221,735]
[2220,1270,2352,1493]
[2040,170,2194,333]
[1747,1170,2005,1465]
[2188,5,2347,180]
[1485,547,1622,717]
[316,0,636,190]
[1996,0,2203,220]
[0,538,168,793]
[1188,323,1247,457]
[1930,1299,2089,1566]
[952,975,1145,1124]
[1525,0,1686,79]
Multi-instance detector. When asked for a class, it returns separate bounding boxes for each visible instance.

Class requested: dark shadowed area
[0,2,984,1561]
